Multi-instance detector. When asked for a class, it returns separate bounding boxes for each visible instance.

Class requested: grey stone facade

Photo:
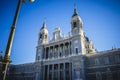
[85,49,120,80]
[5,6,120,80]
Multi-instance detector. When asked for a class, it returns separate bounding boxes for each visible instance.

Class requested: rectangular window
[76,48,78,54]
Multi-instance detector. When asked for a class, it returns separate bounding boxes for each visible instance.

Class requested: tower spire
[72,4,78,17]
[43,18,46,28]
[41,18,46,30]
[74,4,77,14]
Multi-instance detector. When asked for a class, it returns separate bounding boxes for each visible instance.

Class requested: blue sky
[0,0,120,64]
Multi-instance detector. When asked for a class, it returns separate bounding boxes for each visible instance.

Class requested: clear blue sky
[0,0,120,64]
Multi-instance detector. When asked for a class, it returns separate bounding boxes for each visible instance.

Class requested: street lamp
[1,0,34,80]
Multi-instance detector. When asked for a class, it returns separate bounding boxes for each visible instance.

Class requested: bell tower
[71,5,83,36]
[71,5,86,54]
[38,20,48,45]
[36,20,48,61]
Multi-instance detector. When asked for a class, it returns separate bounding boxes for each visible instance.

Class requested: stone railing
[38,53,82,62]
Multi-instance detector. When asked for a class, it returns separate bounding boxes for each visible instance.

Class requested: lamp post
[1,0,34,80]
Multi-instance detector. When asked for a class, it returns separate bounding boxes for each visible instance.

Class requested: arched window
[73,22,77,28]
[40,34,42,39]
[95,59,100,65]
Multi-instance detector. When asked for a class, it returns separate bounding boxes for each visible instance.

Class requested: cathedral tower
[71,5,86,54]
[71,5,95,54]
[38,20,48,45]
[36,20,48,61]
[71,5,83,36]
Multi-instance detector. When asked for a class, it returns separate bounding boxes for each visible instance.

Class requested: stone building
[5,6,120,80]
[86,49,120,80]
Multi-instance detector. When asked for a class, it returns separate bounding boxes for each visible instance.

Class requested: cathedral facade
[34,6,95,80]
[4,6,120,80]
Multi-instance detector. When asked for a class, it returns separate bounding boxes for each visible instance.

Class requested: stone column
[72,62,74,80]
[48,47,50,59]
[63,44,65,57]
[58,45,60,58]
[45,48,46,59]
[64,63,66,80]
[58,64,60,80]
[43,65,45,80]
[47,65,49,80]
[69,42,70,55]
[53,46,55,59]
[69,63,72,80]
[52,64,54,80]
[40,65,43,80]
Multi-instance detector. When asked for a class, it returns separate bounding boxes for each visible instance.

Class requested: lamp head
[29,0,34,2]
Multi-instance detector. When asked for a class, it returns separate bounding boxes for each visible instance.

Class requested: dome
[39,28,48,35]
[72,15,82,21]
[71,5,83,24]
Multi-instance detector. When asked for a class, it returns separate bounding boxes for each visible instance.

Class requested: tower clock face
[74,40,78,44]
